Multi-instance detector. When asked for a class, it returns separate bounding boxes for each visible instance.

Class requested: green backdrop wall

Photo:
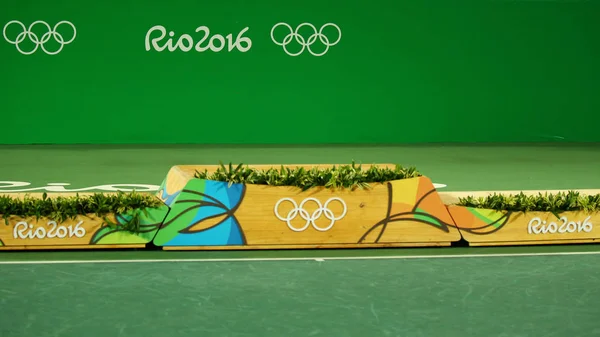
[1,0,599,144]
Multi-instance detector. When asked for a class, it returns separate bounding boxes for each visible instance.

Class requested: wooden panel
[448,205,600,245]
[162,242,450,250]
[0,215,105,246]
[153,176,461,249]
[235,184,388,245]
[0,207,167,249]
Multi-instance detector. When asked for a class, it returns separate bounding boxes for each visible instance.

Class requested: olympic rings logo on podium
[274,197,347,232]
[270,22,341,57]
[3,20,76,55]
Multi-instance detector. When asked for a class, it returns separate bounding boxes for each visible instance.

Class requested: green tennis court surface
[1,143,599,192]
[1,143,600,337]
[2,247,600,337]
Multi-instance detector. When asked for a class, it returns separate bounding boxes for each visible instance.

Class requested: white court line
[1,250,600,265]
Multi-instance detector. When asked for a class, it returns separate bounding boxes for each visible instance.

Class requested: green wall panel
[1,0,599,144]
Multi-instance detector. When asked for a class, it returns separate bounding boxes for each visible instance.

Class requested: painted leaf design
[450,206,510,235]
[90,226,116,244]
[89,206,167,244]
[153,179,246,246]
[413,208,446,230]
[360,181,456,243]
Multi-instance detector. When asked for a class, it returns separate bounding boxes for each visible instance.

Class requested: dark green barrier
[2,0,599,144]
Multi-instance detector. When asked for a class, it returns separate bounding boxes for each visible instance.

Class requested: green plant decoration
[194,162,421,190]
[457,191,600,214]
[0,191,164,233]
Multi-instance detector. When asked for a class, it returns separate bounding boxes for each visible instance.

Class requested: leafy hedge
[194,162,421,190]
[457,191,600,213]
[0,192,164,231]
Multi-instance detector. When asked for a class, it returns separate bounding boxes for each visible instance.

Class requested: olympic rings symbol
[3,20,76,55]
[274,197,347,232]
[270,22,341,57]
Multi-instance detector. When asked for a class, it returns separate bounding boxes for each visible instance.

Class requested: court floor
[1,143,599,192]
[1,246,600,337]
[1,143,600,336]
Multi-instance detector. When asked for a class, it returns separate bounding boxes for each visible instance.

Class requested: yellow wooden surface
[448,205,600,245]
[165,176,461,248]
[162,165,195,196]
[0,214,107,247]
[235,183,390,245]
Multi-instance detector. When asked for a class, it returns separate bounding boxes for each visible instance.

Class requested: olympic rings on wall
[3,20,76,55]
[270,22,341,56]
[274,197,347,232]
